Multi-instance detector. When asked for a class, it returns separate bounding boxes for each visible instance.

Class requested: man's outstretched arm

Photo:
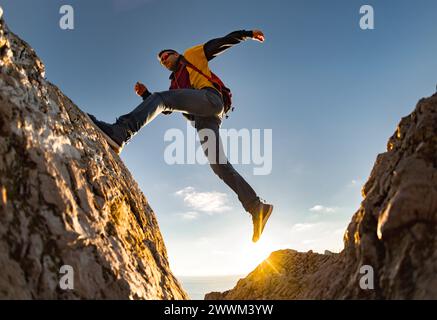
[203,29,265,61]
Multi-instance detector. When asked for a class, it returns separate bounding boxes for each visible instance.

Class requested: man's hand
[252,29,265,43]
[135,82,148,97]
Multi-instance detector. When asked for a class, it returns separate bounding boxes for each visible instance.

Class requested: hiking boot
[85,113,128,154]
[250,202,273,243]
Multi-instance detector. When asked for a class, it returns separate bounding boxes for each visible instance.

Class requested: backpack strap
[183,59,223,90]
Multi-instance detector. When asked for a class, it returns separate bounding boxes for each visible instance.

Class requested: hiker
[86,29,273,242]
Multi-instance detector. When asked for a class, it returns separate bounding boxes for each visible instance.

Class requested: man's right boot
[85,113,131,154]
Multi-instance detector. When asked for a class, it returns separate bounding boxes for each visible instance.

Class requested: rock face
[206,94,437,300]
[0,11,187,299]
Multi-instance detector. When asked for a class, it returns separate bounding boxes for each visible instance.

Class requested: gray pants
[117,88,260,213]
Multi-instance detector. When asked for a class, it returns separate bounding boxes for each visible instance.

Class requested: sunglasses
[160,51,175,63]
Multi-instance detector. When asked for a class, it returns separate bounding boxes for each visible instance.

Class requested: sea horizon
[177,274,245,300]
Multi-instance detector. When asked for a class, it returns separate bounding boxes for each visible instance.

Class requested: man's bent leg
[158,88,223,117]
[86,88,223,154]
[117,89,224,136]
[116,93,165,134]
[196,118,260,213]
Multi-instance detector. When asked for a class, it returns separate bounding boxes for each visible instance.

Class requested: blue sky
[2,0,437,276]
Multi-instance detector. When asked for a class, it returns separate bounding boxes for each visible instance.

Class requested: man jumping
[86,29,273,242]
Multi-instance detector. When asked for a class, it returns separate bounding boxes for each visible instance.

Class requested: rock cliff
[0,10,187,299]
[206,93,437,300]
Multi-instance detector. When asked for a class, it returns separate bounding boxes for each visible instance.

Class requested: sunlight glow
[235,237,284,275]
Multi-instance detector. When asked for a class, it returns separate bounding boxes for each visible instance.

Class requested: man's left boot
[250,201,273,243]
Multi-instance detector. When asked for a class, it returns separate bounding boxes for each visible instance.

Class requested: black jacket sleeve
[203,30,254,61]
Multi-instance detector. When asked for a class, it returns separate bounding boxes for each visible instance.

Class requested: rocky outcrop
[0,10,187,299]
[205,250,339,300]
[206,94,437,300]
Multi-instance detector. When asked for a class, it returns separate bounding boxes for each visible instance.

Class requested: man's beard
[169,63,179,72]
[169,56,182,72]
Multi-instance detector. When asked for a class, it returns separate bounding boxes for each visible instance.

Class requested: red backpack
[185,62,234,118]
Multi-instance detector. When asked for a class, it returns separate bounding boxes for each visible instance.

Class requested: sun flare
[235,237,284,276]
